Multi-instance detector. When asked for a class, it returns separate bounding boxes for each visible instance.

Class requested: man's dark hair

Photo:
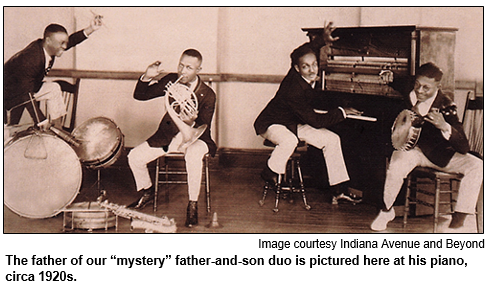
[43,23,68,39]
[290,43,316,67]
[182,48,203,62]
[416,62,443,82]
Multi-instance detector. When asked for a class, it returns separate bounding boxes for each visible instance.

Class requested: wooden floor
[3,152,481,234]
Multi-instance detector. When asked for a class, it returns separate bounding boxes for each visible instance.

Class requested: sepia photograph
[2,5,486,288]
[3,6,483,235]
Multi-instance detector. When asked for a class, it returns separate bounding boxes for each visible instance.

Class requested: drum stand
[62,168,117,233]
[58,116,124,233]
[82,168,108,202]
[94,169,106,200]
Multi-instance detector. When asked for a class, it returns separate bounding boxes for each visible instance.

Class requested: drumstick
[28,93,41,124]
[49,127,81,147]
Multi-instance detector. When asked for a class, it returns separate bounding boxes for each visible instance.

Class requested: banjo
[391,105,457,151]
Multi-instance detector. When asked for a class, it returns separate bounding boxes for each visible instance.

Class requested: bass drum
[4,130,82,219]
[72,117,123,169]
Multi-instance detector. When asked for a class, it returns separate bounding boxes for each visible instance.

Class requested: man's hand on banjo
[425,109,451,133]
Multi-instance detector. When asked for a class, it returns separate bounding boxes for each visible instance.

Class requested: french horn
[164,75,207,151]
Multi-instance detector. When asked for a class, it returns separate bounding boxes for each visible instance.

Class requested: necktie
[412,100,421,115]
[45,57,55,75]
[411,101,425,127]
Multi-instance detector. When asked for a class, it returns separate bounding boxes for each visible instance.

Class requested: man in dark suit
[371,62,483,232]
[254,22,362,202]
[4,15,102,130]
[127,49,216,228]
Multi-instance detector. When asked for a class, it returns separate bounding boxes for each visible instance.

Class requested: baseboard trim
[216,147,271,169]
[116,147,271,170]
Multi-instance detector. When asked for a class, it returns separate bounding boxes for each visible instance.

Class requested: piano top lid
[302,25,458,34]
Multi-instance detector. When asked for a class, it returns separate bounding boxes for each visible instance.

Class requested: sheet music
[314,109,377,122]
[346,115,377,122]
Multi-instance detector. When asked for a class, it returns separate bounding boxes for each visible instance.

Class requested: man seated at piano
[371,62,483,232]
[253,21,363,203]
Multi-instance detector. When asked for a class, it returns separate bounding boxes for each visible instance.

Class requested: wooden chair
[403,167,464,232]
[4,79,80,142]
[152,79,215,214]
[153,152,211,213]
[54,79,81,132]
[403,89,483,233]
[259,140,311,213]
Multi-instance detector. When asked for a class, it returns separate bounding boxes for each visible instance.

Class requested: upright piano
[300,25,457,208]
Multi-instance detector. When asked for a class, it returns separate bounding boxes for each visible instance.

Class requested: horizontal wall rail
[49,69,284,84]
[50,69,482,92]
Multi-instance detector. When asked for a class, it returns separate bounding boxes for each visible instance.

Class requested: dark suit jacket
[4,30,87,124]
[133,73,217,156]
[401,90,469,167]
[254,67,346,136]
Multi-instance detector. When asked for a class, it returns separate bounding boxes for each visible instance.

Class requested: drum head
[391,109,422,151]
[391,110,411,148]
[4,133,82,218]
[72,117,121,166]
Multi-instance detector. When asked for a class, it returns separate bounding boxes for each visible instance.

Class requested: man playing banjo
[371,62,483,232]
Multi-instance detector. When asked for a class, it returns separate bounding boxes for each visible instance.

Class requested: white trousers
[383,147,483,213]
[261,124,350,186]
[36,81,66,120]
[127,132,209,201]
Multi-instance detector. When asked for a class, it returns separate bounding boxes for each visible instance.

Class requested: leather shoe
[441,214,476,233]
[448,211,467,228]
[370,208,395,231]
[127,187,154,209]
[332,192,362,205]
[260,165,279,184]
[185,201,198,228]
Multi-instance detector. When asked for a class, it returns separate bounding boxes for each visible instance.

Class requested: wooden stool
[259,141,311,213]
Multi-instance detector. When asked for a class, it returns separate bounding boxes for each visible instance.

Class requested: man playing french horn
[127,49,216,228]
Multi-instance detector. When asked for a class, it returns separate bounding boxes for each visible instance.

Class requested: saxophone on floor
[98,200,177,233]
